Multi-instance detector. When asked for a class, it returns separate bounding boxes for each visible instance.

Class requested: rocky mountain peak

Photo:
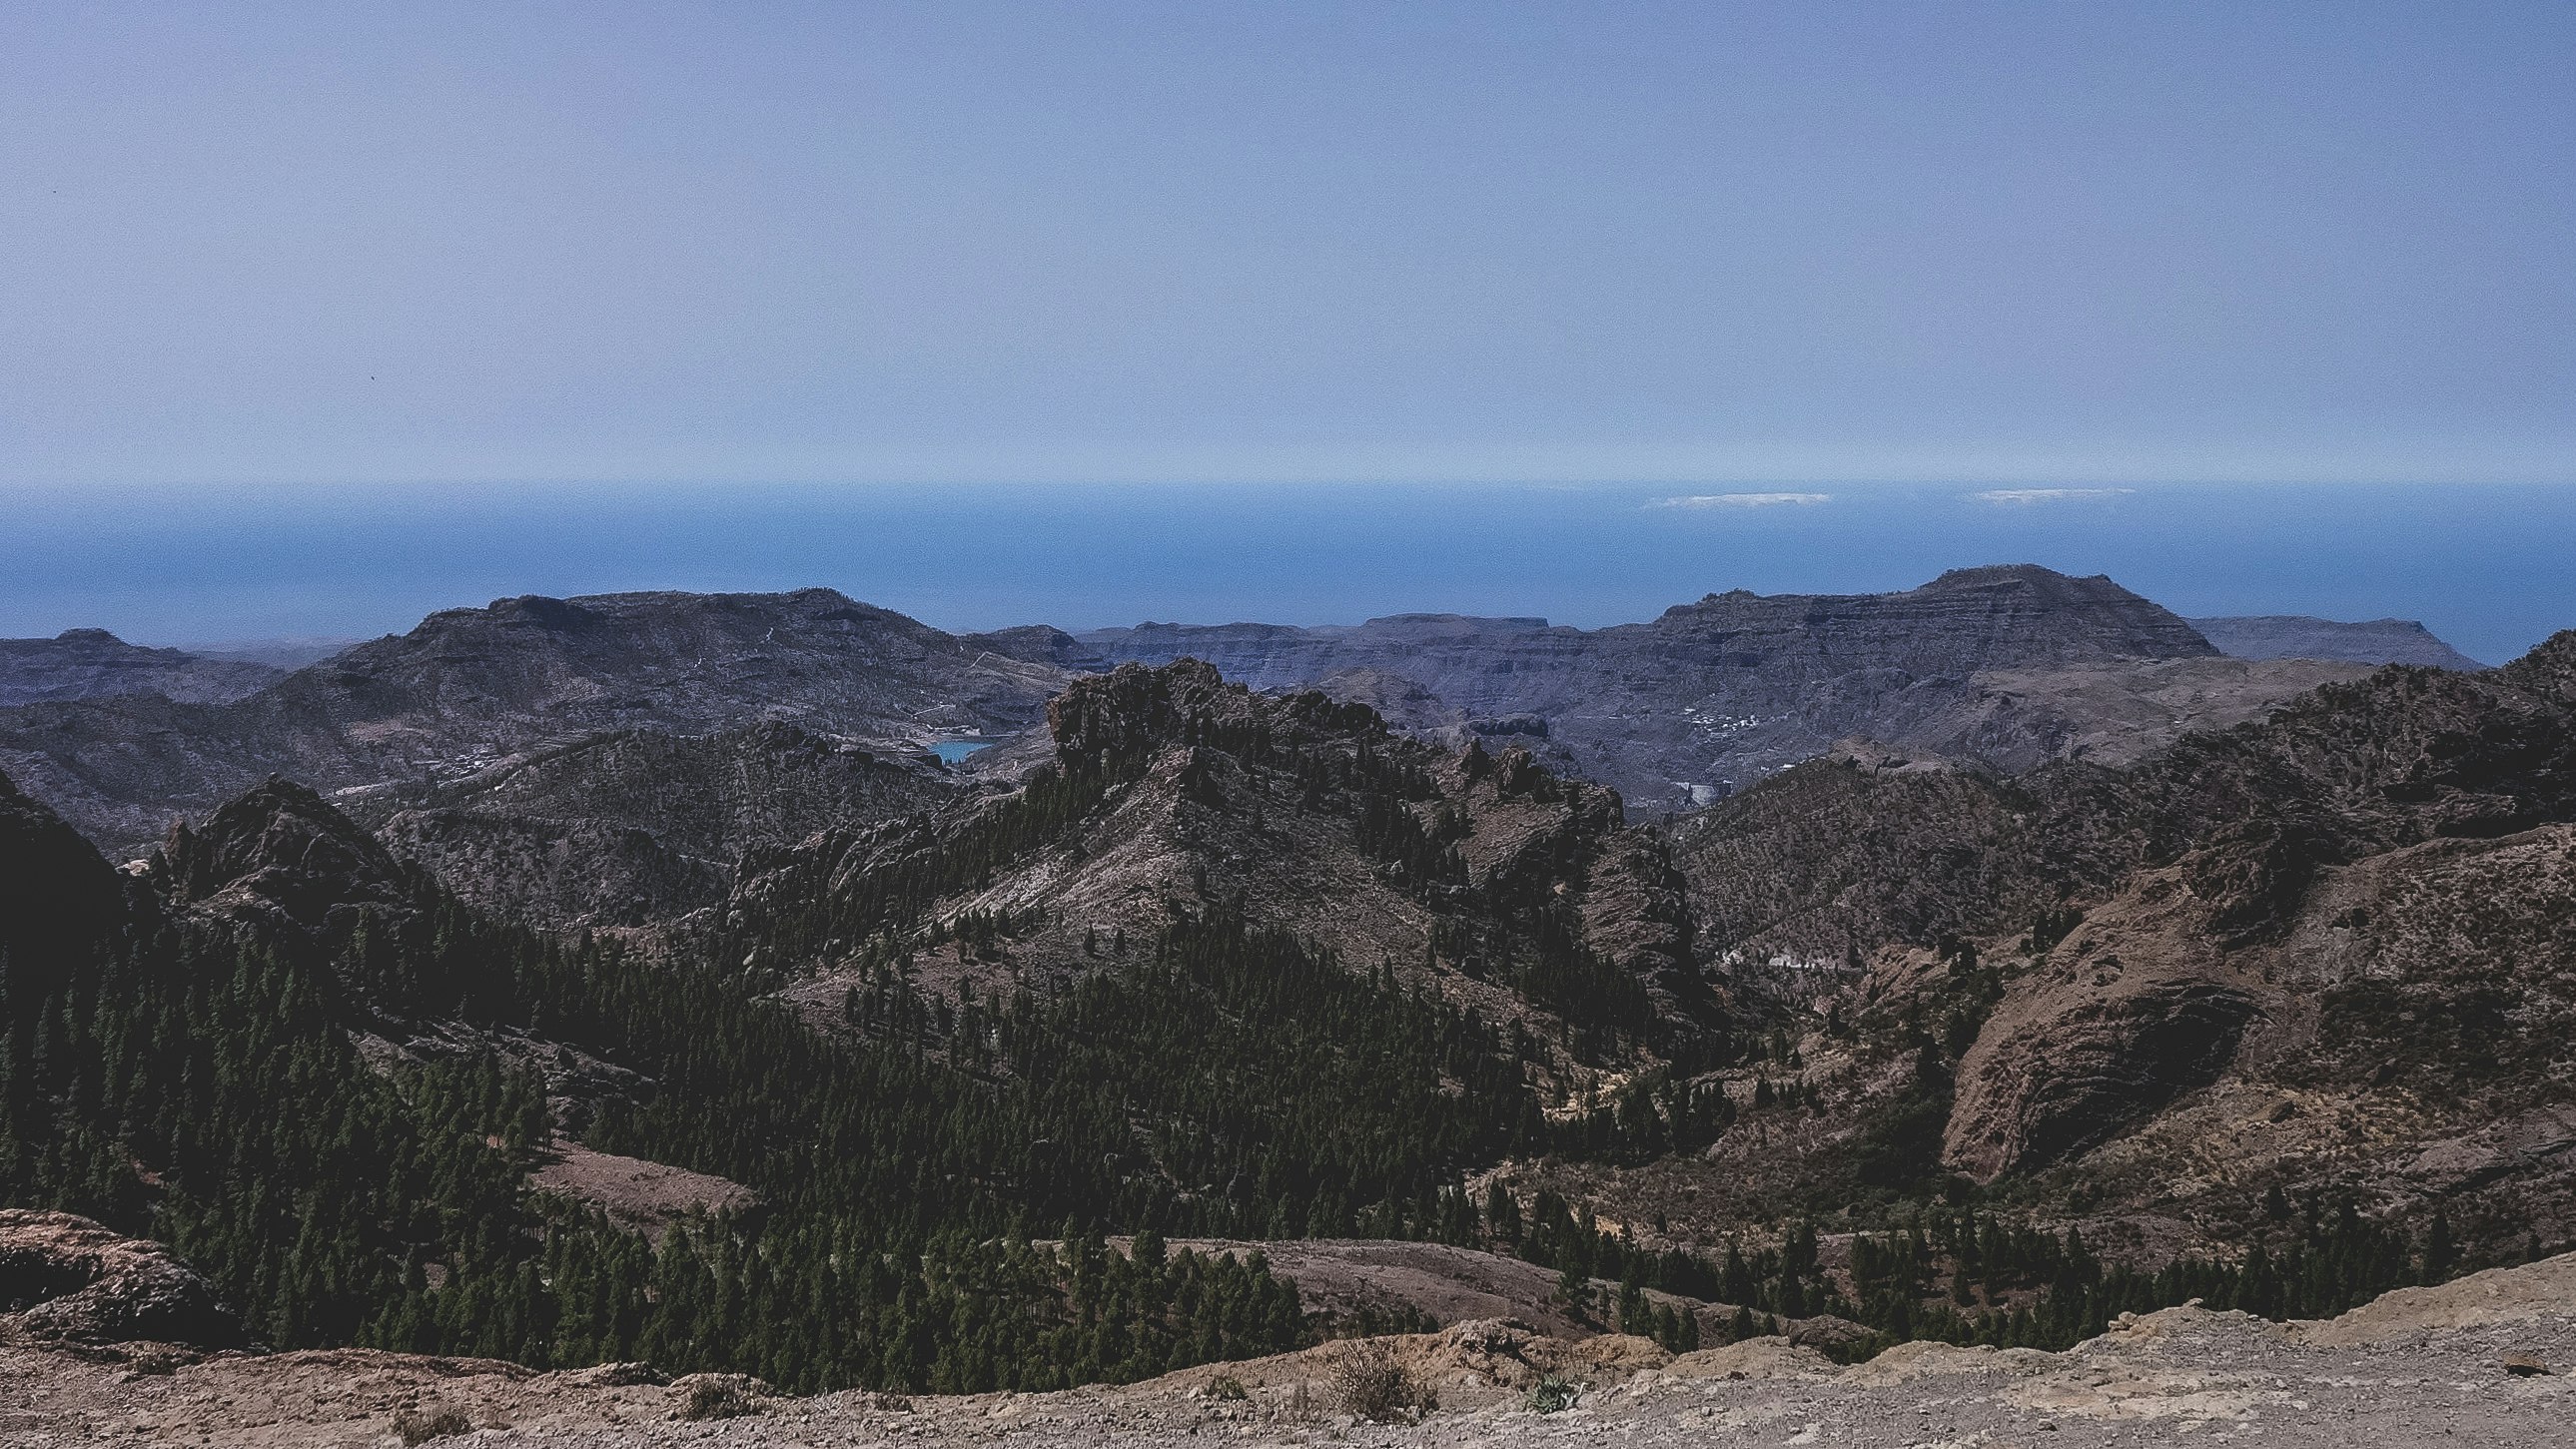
[160,776,415,937]
[1045,658,1385,776]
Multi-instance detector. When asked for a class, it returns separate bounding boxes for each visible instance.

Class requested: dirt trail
[4,1254,2571,1447]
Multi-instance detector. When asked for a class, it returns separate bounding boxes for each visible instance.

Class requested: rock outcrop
[0,1210,246,1348]
[1942,865,2262,1179]
[159,775,418,949]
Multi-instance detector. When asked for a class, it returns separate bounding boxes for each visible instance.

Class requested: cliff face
[1078,567,2272,809]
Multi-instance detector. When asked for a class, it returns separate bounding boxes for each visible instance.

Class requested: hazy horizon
[7,7,2570,666]
[7,480,2569,667]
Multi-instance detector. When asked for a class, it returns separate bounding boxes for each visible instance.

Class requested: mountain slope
[369,723,959,928]
[0,629,285,706]
[0,589,1060,855]
[1627,632,2576,1260]
[1079,567,2326,809]
[723,658,1715,1065]
[2191,614,2486,669]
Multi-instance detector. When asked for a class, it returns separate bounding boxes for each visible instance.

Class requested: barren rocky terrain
[5,1251,2570,1447]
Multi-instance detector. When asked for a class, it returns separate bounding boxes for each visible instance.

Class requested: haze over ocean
[4,481,2566,668]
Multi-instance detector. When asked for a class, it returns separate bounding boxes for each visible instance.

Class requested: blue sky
[3,2,2572,488]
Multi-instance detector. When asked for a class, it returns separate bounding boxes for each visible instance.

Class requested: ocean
[4,481,2569,666]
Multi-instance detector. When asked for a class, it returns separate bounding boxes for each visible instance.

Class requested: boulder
[0,1209,247,1348]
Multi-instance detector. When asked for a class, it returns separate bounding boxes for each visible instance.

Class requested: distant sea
[4,481,2570,667]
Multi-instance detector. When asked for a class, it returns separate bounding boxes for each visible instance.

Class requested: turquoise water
[929,740,997,765]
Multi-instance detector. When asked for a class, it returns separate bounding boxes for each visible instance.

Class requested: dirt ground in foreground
[5,1253,2573,1448]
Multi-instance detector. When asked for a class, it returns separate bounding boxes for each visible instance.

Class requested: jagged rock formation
[0,588,1061,856]
[0,1209,246,1348]
[1077,568,2346,810]
[2191,614,2487,670]
[156,775,421,956]
[0,629,285,707]
[725,658,1714,1060]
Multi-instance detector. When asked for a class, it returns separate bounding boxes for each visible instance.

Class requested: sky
[3,1,2572,489]
[1,6,2570,656]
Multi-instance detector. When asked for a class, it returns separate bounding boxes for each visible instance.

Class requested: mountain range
[2,564,2564,1404]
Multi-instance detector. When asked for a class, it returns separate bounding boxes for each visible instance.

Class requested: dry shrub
[681,1376,764,1421]
[1524,1374,1580,1413]
[1207,1372,1250,1402]
[1327,1340,1434,1422]
[392,1406,471,1445]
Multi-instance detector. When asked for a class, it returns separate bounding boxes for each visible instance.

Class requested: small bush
[1524,1374,1580,1413]
[1206,1373,1250,1402]
[681,1378,764,1421]
[1328,1341,1433,1422]
[392,1407,471,1445]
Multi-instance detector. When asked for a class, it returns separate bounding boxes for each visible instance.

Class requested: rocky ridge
[0,589,1051,875]
[1599,630,2576,1257]
[723,658,1715,1062]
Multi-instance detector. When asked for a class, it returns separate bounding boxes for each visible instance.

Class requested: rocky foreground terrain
[4,1235,2570,1447]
